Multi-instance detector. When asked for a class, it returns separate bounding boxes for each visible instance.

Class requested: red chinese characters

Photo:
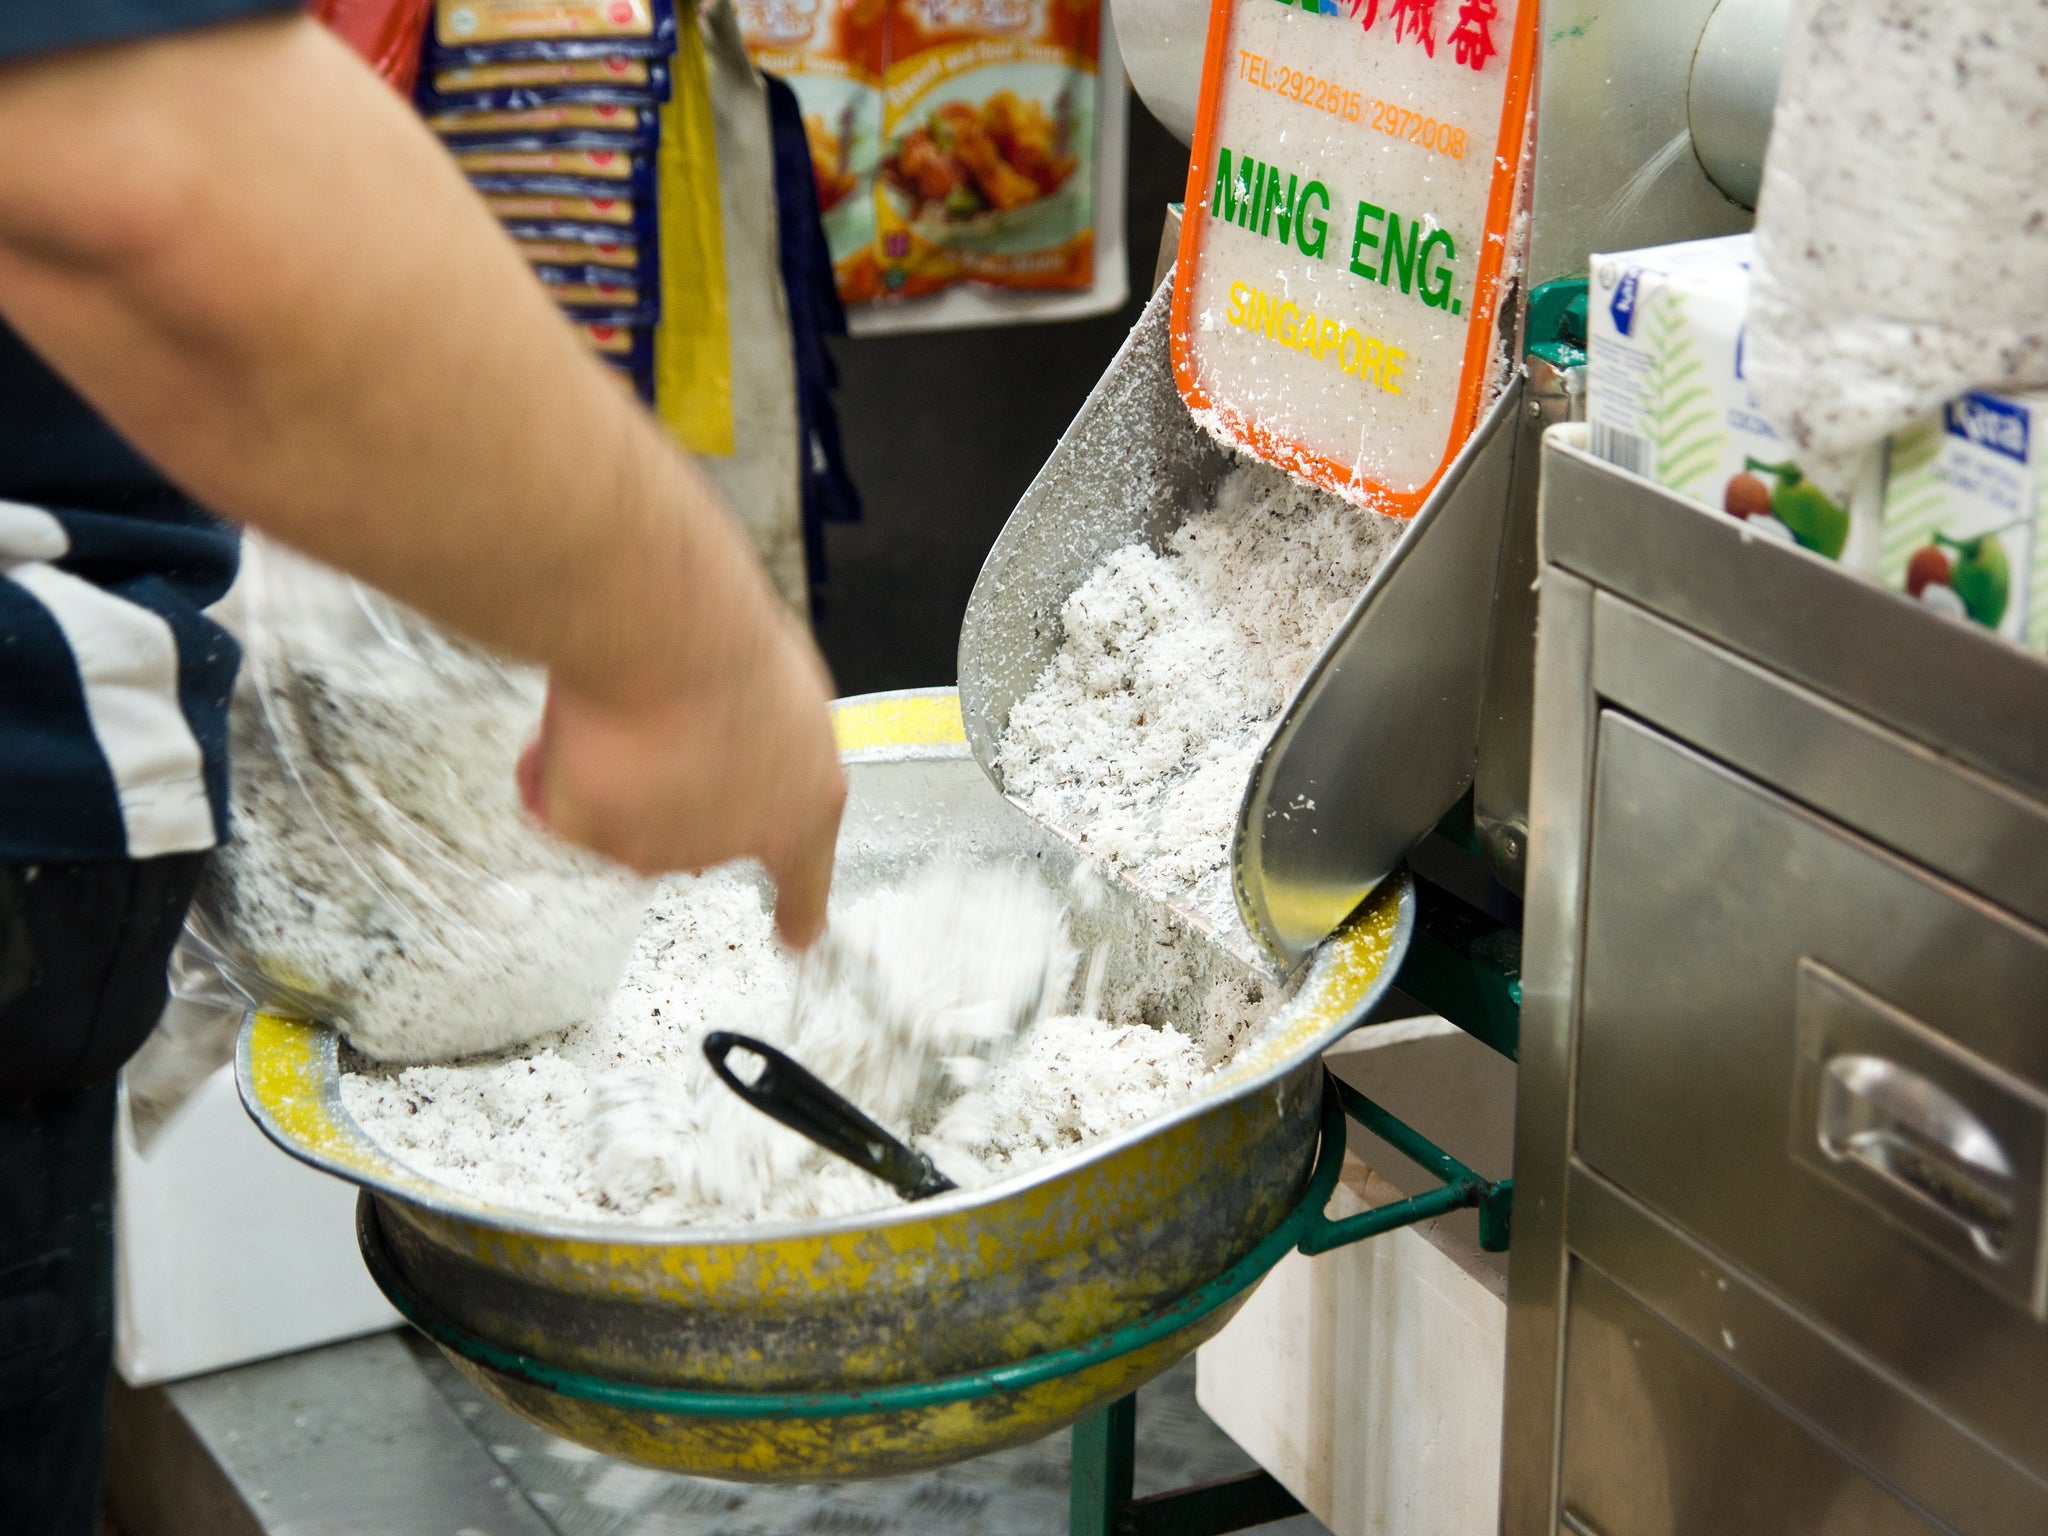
[1353,0,1497,70]
[1449,0,1498,70]
[1387,0,1439,54]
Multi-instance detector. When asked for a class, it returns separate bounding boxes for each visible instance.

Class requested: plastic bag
[190,538,649,1064]
[1747,0,2048,496]
[121,932,246,1150]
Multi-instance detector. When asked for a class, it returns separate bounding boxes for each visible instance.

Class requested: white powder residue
[995,456,1400,943]
[195,545,647,1065]
[341,864,1262,1225]
[1748,0,2048,493]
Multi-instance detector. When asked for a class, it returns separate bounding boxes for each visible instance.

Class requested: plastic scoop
[702,1030,957,1201]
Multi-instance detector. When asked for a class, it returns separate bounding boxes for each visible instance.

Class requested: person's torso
[0,319,240,863]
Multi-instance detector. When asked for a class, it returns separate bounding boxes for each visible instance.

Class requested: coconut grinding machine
[230,0,1998,1530]
[1099,0,2048,1533]
[954,2,1803,1529]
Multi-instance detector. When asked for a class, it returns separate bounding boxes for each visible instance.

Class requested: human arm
[0,12,842,942]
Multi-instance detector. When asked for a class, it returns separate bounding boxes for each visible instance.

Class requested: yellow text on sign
[1225,280,1407,395]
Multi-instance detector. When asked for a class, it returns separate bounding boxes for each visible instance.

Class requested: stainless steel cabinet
[1502,434,2048,1536]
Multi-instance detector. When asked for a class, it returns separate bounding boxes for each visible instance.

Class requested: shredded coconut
[341,863,1265,1225]
[994,456,1400,945]
[965,1015,1211,1181]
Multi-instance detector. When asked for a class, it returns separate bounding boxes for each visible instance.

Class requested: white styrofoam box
[114,1063,397,1386]
[1197,1017,1514,1536]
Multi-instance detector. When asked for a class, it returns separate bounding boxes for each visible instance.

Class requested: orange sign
[1171,0,1536,515]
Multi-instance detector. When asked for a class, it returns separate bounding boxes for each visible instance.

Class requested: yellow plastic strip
[830,691,966,754]
[244,1013,391,1180]
[653,21,735,456]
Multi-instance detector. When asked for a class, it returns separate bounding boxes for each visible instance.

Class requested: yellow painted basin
[237,688,1411,1480]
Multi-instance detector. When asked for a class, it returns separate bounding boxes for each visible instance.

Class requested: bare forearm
[0,14,765,703]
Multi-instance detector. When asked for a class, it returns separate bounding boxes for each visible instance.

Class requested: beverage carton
[1587,233,1876,564]
[1880,391,2048,649]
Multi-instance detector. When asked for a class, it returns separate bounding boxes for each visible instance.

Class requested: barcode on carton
[1590,420,1653,478]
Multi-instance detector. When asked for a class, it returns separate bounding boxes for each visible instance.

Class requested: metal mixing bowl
[237,689,1411,1480]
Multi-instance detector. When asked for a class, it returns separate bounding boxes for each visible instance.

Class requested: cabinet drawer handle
[1819,1053,2016,1261]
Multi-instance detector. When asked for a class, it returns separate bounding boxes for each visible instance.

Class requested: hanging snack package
[579,320,656,397]
[513,229,648,272]
[428,0,678,64]
[736,0,887,304]
[482,189,652,229]
[544,269,657,323]
[875,0,1099,298]
[462,150,656,198]
[511,225,659,299]
[425,54,672,107]
[191,538,650,1064]
[427,102,660,149]
[534,261,646,294]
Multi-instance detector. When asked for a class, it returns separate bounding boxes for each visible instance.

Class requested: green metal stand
[1068,847,1521,1535]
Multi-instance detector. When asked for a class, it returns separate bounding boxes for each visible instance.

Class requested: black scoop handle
[702,1031,958,1202]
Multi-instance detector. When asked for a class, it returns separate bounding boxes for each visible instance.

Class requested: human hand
[517,601,845,948]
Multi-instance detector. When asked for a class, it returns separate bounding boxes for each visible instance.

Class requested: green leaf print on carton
[1879,419,1949,583]
[1636,289,1725,499]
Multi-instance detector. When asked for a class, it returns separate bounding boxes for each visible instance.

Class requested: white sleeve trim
[8,561,217,858]
[0,500,71,567]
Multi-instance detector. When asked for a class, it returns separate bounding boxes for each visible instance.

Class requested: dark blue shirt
[0,0,301,862]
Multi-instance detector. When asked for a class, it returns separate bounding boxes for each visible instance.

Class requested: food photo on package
[876,0,1100,297]
[737,0,887,303]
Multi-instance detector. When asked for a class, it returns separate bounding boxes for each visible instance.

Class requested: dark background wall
[814,95,1189,694]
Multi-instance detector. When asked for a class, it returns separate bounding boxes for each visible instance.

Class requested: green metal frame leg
[1070,1394,1137,1536]
[1071,1393,1306,1536]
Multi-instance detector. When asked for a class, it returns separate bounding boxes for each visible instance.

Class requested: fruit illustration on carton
[1880,391,2046,646]
[1724,459,1849,558]
[1903,530,2013,627]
